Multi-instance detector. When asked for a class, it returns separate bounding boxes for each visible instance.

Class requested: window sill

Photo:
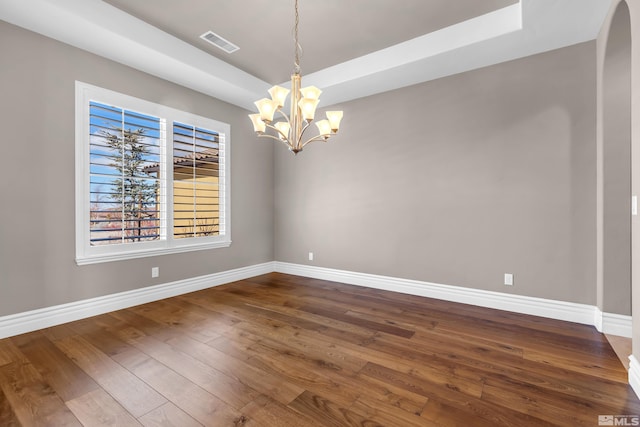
[75,240,232,266]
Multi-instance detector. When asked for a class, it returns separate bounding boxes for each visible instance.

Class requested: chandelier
[248,0,343,154]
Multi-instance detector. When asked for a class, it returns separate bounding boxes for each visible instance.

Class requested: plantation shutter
[172,122,223,238]
[88,101,164,245]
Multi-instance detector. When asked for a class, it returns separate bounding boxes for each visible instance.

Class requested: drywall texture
[0,21,274,317]
[275,42,597,305]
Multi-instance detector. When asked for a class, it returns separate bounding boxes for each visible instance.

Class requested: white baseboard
[594,308,633,338]
[0,262,275,339]
[594,307,603,332]
[0,260,633,344]
[275,262,608,327]
[629,356,640,399]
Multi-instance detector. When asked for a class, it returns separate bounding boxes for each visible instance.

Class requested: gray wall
[275,42,597,305]
[602,1,632,316]
[0,21,274,317]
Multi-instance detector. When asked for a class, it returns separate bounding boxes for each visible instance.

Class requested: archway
[602,1,632,321]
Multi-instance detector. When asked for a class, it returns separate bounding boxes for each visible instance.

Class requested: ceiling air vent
[200,31,239,54]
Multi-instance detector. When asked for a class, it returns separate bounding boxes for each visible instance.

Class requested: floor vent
[200,31,239,53]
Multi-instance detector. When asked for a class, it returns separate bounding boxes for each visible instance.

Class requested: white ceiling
[0,0,611,110]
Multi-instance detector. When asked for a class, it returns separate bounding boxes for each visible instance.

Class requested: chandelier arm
[264,122,291,142]
[275,108,291,125]
[301,134,330,148]
[298,119,311,138]
[292,119,313,150]
[256,133,293,149]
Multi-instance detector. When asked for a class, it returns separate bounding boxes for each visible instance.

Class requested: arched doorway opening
[601,0,632,367]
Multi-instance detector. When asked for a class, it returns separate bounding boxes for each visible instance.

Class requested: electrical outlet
[152,267,159,278]
[504,273,513,286]
[308,252,314,261]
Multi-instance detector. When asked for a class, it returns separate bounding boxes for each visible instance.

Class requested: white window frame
[75,81,231,265]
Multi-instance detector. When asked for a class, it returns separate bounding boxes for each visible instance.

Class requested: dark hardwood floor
[0,272,637,426]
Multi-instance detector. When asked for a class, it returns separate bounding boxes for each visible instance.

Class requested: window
[75,82,230,265]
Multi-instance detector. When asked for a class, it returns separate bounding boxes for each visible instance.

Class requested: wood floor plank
[171,296,241,331]
[0,360,81,426]
[232,318,369,373]
[0,339,22,367]
[241,337,367,404]
[66,388,142,426]
[240,395,324,427]
[129,300,223,343]
[138,402,202,427]
[69,317,232,427]
[108,309,176,341]
[232,319,368,374]
[164,334,305,405]
[308,276,602,340]
[348,370,429,417]
[347,397,434,427]
[77,325,151,370]
[63,313,127,337]
[481,379,596,426]
[296,304,416,338]
[486,371,640,418]
[186,292,379,345]
[360,337,487,398]
[288,390,384,427]
[41,324,78,342]
[419,398,507,427]
[11,331,100,401]
[221,283,416,338]
[401,325,526,359]
[211,330,362,408]
[432,314,614,357]
[370,328,526,371]
[523,347,628,382]
[79,320,262,418]
[0,386,21,427]
[53,335,166,418]
[118,355,247,427]
[360,362,556,426]
[367,328,634,406]
[607,334,632,370]
[118,331,261,411]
